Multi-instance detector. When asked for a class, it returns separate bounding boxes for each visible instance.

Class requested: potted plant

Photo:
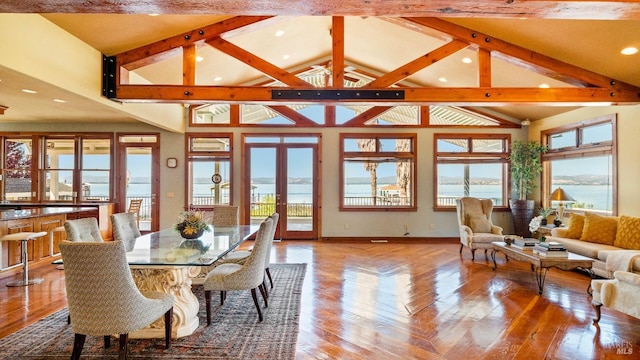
[537,207,554,225]
[509,139,547,236]
[174,210,211,239]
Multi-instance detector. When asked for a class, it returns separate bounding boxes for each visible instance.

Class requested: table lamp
[548,187,575,223]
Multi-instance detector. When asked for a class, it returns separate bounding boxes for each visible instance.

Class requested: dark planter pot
[553,218,562,227]
[541,218,548,226]
[180,229,204,239]
[509,199,535,237]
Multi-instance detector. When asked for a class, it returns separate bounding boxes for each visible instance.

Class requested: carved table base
[129,265,202,339]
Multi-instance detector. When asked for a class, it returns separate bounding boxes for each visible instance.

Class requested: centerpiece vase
[180,229,204,239]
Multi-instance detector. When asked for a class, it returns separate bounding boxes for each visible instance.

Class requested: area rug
[0,263,306,359]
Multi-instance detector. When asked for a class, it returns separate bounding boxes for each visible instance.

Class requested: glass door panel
[286,147,314,233]
[246,140,318,240]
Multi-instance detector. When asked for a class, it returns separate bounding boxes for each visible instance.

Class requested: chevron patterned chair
[60,240,174,360]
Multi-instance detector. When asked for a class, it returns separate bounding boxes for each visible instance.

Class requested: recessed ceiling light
[282,54,290,60]
[462,57,472,64]
[438,77,448,83]
[275,30,285,37]
[22,89,37,94]
[53,99,67,103]
[621,47,638,55]
[213,76,222,82]
[539,83,550,88]
[196,56,204,62]
[148,14,159,17]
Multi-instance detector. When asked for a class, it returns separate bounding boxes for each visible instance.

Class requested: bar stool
[0,231,48,286]
[49,225,66,270]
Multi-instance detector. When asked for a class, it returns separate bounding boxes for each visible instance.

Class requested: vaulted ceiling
[1,1,639,130]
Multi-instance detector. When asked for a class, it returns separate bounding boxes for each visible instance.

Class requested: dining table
[125,224,258,339]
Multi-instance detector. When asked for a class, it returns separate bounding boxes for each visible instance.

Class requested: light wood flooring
[1,240,639,359]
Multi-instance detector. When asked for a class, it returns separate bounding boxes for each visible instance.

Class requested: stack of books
[533,241,568,257]
[511,238,539,250]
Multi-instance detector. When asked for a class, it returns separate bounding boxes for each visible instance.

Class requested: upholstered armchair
[60,241,174,360]
[64,217,104,243]
[456,197,504,260]
[592,270,640,323]
[111,212,141,252]
[203,217,274,323]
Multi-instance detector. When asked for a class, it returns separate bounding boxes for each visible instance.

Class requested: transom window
[434,134,510,209]
[340,134,416,210]
[542,114,617,215]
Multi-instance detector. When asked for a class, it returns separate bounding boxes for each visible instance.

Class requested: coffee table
[491,241,595,295]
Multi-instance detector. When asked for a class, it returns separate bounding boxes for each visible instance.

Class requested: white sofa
[545,212,640,279]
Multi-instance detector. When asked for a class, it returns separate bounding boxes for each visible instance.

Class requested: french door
[244,136,319,240]
[116,134,160,232]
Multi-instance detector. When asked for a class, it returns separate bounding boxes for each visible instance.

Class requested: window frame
[541,114,617,215]
[185,133,234,209]
[433,133,510,211]
[339,133,417,211]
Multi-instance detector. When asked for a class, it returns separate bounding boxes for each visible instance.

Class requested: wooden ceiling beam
[366,39,468,88]
[4,1,640,20]
[116,16,272,70]
[0,105,7,115]
[205,36,312,87]
[403,17,638,91]
[267,105,319,126]
[113,85,640,105]
[331,16,345,88]
[182,44,196,86]
[343,107,393,126]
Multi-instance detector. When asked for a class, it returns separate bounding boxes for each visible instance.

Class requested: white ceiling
[1,13,639,125]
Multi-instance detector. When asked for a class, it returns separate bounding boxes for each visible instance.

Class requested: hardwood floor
[1,240,639,359]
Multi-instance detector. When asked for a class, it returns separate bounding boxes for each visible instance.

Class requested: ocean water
[84,182,612,211]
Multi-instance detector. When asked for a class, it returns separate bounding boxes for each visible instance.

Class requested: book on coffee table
[511,238,539,250]
[533,243,568,257]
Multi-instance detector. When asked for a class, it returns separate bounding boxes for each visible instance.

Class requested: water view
[82,181,613,213]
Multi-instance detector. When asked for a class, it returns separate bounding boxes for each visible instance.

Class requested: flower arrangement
[174,210,210,237]
[529,215,543,234]
[529,215,547,242]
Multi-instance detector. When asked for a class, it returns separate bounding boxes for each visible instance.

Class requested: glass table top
[125,225,258,266]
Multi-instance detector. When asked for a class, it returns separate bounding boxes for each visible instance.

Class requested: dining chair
[203,217,273,323]
[64,217,104,243]
[60,240,174,360]
[210,205,239,227]
[222,213,279,295]
[127,199,143,227]
[111,212,141,252]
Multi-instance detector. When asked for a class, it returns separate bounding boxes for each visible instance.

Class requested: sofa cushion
[614,215,640,250]
[565,213,585,239]
[547,236,619,259]
[469,214,492,233]
[580,212,618,245]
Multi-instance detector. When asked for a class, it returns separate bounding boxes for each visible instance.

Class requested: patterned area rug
[0,263,306,359]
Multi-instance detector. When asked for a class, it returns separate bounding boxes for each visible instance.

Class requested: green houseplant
[509,139,547,236]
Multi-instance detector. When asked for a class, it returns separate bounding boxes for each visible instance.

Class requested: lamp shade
[548,187,575,202]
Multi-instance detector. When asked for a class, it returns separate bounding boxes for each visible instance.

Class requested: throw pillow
[614,215,640,249]
[469,214,492,233]
[565,213,585,239]
[580,212,618,245]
